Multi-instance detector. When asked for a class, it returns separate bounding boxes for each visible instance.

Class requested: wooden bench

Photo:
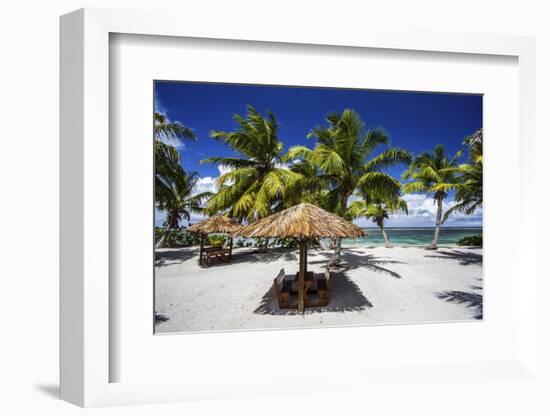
[202,247,231,266]
[316,268,332,306]
[273,268,293,309]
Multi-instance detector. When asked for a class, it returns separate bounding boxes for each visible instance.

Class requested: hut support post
[199,234,205,266]
[229,237,233,261]
[298,240,307,313]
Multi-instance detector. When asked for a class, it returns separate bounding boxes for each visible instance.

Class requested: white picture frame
[60,8,538,408]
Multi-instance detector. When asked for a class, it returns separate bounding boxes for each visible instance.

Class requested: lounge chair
[316,268,332,306]
[273,268,293,309]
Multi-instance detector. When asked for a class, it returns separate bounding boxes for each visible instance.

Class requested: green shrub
[457,234,482,246]
[155,227,201,247]
[207,234,226,247]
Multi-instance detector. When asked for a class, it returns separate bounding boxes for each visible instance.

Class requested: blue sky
[155,81,482,228]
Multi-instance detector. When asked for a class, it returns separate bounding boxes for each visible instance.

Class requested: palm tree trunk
[329,194,350,267]
[429,196,443,249]
[329,241,342,268]
[259,237,270,253]
[155,225,172,248]
[380,223,393,248]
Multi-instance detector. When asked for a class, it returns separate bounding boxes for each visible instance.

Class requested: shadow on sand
[309,248,405,279]
[219,248,298,266]
[435,288,483,319]
[155,248,197,267]
[253,247,405,315]
[253,271,373,316]
[425,249,482,266]
[155,313,170,323]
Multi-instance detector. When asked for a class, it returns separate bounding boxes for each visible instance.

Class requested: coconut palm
[444,129,483,221]
[287,109,411,265]
[283,159,333,208]
[403,144,462,249]
[155,170,211,248]
[155,112,196,143]
[348,197,408,248]
[154,112,196,206]
[201,105,300,223]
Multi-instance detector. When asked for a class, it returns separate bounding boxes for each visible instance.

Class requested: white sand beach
[154,246,482,333]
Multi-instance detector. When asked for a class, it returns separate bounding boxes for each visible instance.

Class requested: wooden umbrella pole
[304,241,308,275]
[229,237,233,261]
[298,240,306,313]
[199,234,205,266]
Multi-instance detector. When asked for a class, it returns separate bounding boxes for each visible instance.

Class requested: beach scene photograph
[154,82,483,334]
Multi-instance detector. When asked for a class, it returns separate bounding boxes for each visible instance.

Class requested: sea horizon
[342,226,482,247]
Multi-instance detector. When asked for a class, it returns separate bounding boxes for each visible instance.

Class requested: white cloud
[217,165,233,176]
[159,135,186,149]
[382,193,482,227]
[352,193,482,228]
[194,176,217,195]
[154,95,167,115]
[155,208,208,228]
[154,96,187,148]
[275,162,290,170]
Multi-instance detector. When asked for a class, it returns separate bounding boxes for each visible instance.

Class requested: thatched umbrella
[188,216,243,265]
[233,203,367,311]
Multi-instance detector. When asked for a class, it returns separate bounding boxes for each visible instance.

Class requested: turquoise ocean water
[341,227,482,247]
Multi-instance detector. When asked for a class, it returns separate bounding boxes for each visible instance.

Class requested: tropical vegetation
[444,129,483,222]
[402,144,462,249]
[348,197,408,248]
[286,109,411,264]
[201,105,300,221]
[154,112,210,247]
[457,234,482,246]
[154,105,483,251]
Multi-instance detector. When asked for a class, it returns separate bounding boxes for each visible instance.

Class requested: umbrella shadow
[425,250,482,266]
[253,271,373,316]
[435,289,483,319]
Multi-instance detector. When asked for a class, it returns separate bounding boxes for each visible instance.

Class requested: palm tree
[155,171,211,248]
[403,144,462,249]
[348,198,408,248]
[155,112,196,143]
[287,109,411,265]
[284,159,332,208]
[154,112,196,206]
[444,129,483,221]
[201,105,300,223]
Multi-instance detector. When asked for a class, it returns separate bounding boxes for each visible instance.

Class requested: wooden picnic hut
[188,216,243,266]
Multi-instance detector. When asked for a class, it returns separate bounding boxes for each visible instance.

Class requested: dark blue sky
[154,81,482,227]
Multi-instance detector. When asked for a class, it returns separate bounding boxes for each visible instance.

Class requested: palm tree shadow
[164,248,299,269]
[154,313,169,323]
[253,271,373,316]
[212,248,298,266]
[435,290,483,319]
[155,248,197,267]
[425,250,482,266]
[309,249,405,279]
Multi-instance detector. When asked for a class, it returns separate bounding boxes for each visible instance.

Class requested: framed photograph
[60,8,538,407]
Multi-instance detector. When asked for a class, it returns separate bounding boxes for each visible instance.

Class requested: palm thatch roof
[187,215,243,235]
[234,203,367,240]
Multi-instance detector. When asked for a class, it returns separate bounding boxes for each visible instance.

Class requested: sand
[154,245,483,333]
